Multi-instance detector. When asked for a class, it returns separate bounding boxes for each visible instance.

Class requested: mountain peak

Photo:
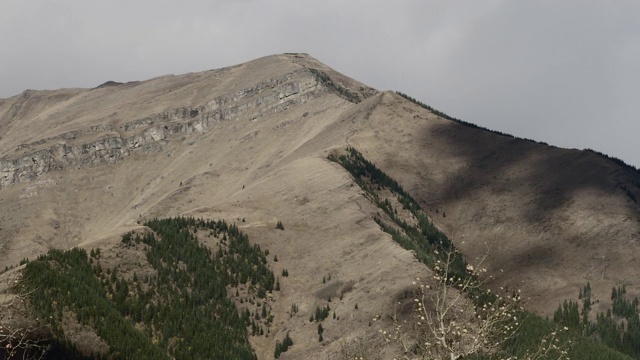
[1,53,639,359]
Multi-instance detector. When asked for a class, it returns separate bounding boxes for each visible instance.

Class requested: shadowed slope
[1,54,639,357]
[348,91,640,314]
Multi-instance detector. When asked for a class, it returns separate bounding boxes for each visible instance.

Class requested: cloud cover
[1,0,638,166]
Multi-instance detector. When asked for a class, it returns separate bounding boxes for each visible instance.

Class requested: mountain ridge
[1,53,639,358]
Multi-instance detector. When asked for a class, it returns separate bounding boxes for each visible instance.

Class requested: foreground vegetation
[17,217,279,359]
[553,283,640,359]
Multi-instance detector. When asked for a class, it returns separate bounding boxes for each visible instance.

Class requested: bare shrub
[0,274,51,359]
[381,247,570,360]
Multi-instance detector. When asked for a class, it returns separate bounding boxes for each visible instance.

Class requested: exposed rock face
[0,67,359,189]
[1,52,639,359]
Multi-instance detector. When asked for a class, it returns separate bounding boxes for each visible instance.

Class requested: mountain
[1,53,639,359]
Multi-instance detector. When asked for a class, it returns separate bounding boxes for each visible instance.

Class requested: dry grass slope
[0,53,639,358]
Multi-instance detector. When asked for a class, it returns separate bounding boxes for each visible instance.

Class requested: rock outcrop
[0,67,369,189]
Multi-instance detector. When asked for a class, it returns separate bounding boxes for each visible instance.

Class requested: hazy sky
[1,1,639,167]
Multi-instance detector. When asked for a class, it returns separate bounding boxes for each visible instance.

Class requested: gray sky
[1,1,639,167]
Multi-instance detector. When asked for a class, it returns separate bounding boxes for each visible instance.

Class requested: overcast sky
[1,1,638,167]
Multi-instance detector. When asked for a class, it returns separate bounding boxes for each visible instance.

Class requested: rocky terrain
[1,53,639,358]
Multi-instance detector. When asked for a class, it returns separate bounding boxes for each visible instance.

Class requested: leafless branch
[0,273,51,359]
[382,244,570,360]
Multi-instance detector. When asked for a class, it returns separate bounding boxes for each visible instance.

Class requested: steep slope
[0,53,422,358]
[346,91,640,315]
[0,53,372,261]
[1,53,639,358]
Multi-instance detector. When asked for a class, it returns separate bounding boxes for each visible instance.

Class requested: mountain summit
[1,53,639,358]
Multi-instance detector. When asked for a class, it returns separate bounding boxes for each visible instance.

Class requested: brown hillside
[1,53,639,357]
[348,91,640,314]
